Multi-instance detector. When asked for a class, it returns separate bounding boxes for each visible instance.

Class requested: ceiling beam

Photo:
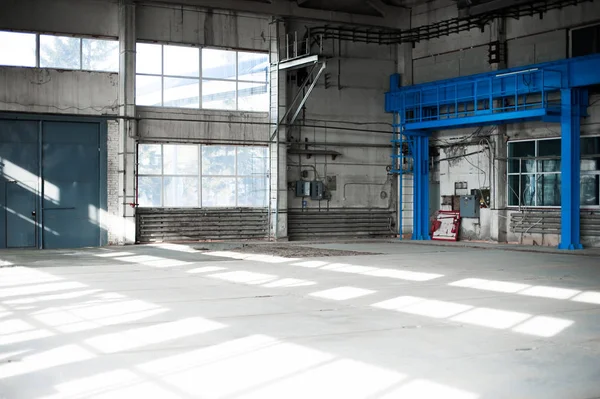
[365,0,405,21]
[140,0,406,29]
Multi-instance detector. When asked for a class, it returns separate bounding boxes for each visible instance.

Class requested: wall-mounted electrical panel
[460,195,480,218]
[310,181,324,200]
[295,181,311,197]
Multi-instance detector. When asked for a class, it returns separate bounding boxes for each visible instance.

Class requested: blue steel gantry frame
[385,54,600,249]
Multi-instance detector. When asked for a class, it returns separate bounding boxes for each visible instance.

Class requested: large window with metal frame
[507,137,600,207]
[0,30,119,72]
[135,43,269,111]
[137,143,268,208]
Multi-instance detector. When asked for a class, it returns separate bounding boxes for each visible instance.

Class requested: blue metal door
[42,121,101,249]
[0,120,39,249]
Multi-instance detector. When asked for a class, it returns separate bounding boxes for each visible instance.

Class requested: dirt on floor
[195,243,378,258]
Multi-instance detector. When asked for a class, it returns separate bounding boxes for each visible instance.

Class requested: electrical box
[295,181,310,197]
[310,181,324,200]
[460,195,480,218]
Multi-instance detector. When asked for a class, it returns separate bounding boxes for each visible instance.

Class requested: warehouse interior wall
[406,0,600,246]
[1,0,599,246]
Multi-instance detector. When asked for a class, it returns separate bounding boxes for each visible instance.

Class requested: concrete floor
[1,241,600,399]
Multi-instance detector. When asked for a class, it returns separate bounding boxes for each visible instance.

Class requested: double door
[0,118,106,249]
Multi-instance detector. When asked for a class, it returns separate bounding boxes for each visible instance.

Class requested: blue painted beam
[386,54,600,113]
[410,132,431,241]
[558,89,584,250]
[400,108,558,131]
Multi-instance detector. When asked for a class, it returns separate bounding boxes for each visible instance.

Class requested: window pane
[581,175,599,206]
[581,159,600,172]
[137,43,162,75]
[237,147,267,176]
[40,35,81,69]
[138,144,162,174]
[163,77,199,108]
[536,174,561,206]
[508,141,535,173]
[238,177,267,207]
[202,49,236,80]
[238,52,268,82]
[82,39,119,72]
[163,145,198,175]
[582,137,600,156]
[0,31,36,67]
[136,75,162,106]
[508,174,535,206]
[138,176,162,207]
[537,139,561,172]
[202,80,236,110]
[202,177,236,207]
[238,82,268,112]
[202,145,235,175]
[164,45,199,77]
[164,177,199,207]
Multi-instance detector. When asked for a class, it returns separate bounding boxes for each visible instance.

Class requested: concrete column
[268,20,288,240]
[117,0,136,244]
[490,17,509,243]
[396,42,415,238]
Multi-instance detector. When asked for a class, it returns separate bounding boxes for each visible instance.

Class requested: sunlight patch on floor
[0,267,63,288]
[31,298,168,333]
[310,287,376,301]
[84,317,226,354]
[0,281,89,299]
[43,369,180,399]
[379,379,479,399]
[373,296,472,318]
[208,271,278,285]
[448,277,599,305]
[451,308,531,329]
[187,266,228,274]
[263,278,316,288]
[0,344,95,379]
[512,315,574,337]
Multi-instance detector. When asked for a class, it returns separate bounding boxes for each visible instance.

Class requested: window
[571,24,600,57]
[0,31,36,67]
[135,43,269,112]
[581,137,600,206]
[0,30,119,72]
[508,137,600,207]
[137,144,268,208]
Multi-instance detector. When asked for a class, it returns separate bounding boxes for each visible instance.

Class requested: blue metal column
[410,131,431,240]
[558,88,583,250]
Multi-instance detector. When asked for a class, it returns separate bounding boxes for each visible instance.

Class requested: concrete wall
[413,0,600,245]
[412,0,600,84]
[0,0,119,37]
[0,67,119,116]
[285,23,396,215]
[136,4,270,50]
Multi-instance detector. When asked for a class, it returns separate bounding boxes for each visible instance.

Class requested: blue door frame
[0,113,108,249]
[385,54,600,249]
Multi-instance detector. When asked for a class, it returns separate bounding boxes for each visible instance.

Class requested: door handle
[31,210,36,218]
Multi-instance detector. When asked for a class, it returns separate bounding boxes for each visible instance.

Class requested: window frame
[135,41,269,112]
[0,29,119,73]
[137,143,269,209]
[507,136,600,209]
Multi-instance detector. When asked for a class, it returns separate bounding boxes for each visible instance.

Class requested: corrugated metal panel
[288,208,394,240]
[510,210,600,237]
[137,208,268,243]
